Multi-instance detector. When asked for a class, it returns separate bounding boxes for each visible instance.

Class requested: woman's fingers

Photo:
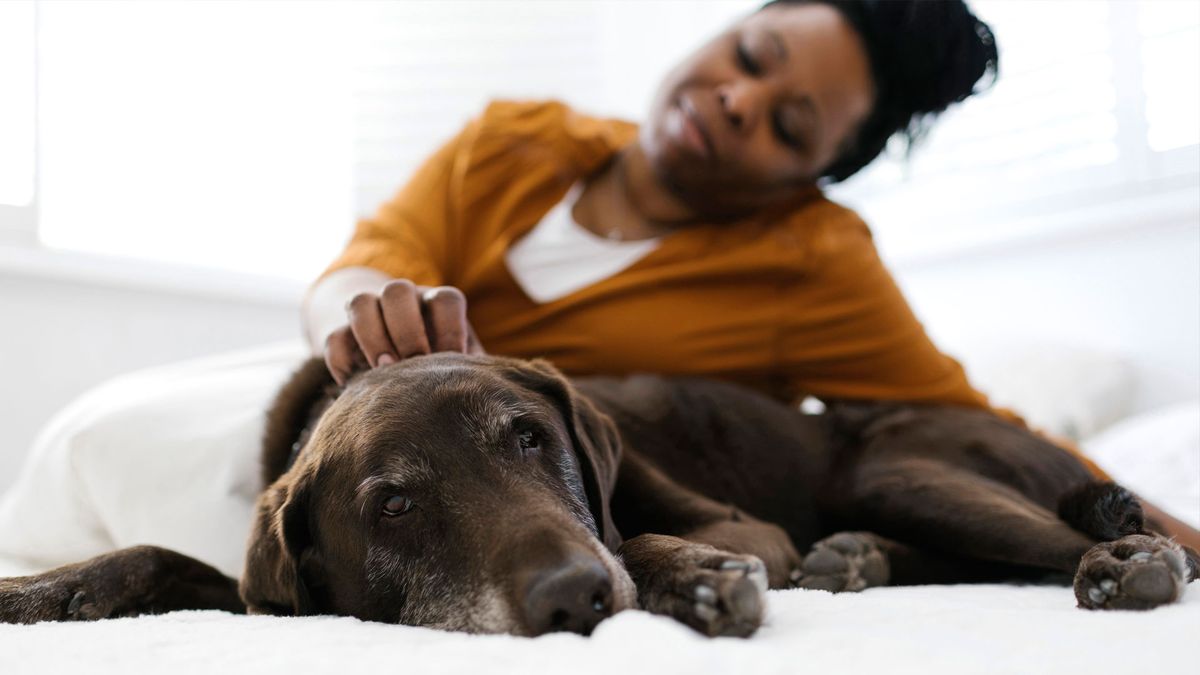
[379,280,433,358]
[421,286,470,353]
[326,281,481,385]
[324,326,365,386]
[346,292,397,367]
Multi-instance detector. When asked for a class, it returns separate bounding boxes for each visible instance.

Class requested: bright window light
[0,0,36,208]
[36,1,354,283]
[1140,1,1200,152]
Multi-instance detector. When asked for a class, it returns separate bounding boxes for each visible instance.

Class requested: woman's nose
[717,81,763,136]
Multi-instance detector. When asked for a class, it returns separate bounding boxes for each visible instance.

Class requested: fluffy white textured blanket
[1,583,1195,675]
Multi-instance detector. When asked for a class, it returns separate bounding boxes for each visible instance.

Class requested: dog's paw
[0,577,114,624]
[661,551,767,638]
[792,531,889,593]
[682,554,768,638]
[620,536,767,637]
[1075,534,1189,610]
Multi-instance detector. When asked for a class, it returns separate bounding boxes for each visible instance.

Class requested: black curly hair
[761,0,999,182]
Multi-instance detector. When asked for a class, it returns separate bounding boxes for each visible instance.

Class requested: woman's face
[642,3,875,218]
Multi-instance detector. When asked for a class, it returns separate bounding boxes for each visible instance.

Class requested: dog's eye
[382,496,414,517]
[517,430,540,453]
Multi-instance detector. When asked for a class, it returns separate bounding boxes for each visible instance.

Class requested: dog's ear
[261,357,341,487]
[239,467,323,615]
[501,359,623,551]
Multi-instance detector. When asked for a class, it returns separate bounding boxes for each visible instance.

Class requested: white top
[505,184,661,304]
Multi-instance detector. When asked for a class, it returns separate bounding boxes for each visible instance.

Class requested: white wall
[895,219,1199,415]
[0,264,299,493]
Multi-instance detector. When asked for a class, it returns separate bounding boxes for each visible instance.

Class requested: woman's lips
[667,97,714,160]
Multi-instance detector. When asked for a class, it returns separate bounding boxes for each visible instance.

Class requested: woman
[303,0,1200,546]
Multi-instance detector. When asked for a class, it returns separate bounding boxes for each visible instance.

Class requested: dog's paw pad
[1076,534,1187,610]
[646,551,766,638]
[678,554,766,637]
[794,531,889,593]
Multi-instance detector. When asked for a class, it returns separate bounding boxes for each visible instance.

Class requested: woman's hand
[326,280,483,384]
[305,270,484,386]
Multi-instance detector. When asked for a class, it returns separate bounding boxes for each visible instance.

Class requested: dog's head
[240,353,635,635]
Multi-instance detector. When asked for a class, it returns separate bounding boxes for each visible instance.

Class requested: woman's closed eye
[735,41,762,76]
[774,107,809,152]
[735,38,811,152]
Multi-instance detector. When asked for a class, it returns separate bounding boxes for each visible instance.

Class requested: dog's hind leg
[836,458,1192,609]
[0,545,244,624]
[842,458,1098,572]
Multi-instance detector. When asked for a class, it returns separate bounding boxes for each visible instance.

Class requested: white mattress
[1,583,1195,675]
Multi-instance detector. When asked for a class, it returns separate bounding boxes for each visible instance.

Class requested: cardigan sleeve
[318,120,477,287]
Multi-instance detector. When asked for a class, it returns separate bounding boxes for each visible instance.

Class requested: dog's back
[576,375,835,545]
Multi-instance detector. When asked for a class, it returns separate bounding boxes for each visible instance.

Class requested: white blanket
[1,584,1195,675]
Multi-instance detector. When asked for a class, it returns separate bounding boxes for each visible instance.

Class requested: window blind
[15,0,1199,282]
[825,0,1200,263]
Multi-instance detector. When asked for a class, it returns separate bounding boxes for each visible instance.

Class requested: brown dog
[1,354,1195,635]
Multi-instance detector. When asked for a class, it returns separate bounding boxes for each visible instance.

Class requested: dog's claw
[1129,551,1152,562]
[694,584,717,604]
[693,602,720,623]
[66,591,85,616]
[1099,579,1117,595]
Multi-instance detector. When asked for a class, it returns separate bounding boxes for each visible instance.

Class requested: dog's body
[2,354,1195,635]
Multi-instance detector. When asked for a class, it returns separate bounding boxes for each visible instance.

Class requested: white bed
[0,342,1196,674]
[1,584,1196,675]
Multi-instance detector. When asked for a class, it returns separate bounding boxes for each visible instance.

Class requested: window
[824,0,1200,264]
[350,0,751,213]
[0,0,37,241]
[3,1,1196,285]
[16,0,355,284]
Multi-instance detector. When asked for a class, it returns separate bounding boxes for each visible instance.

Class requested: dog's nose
[521,554,613,636]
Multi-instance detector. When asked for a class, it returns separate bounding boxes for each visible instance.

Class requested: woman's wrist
[302,266,394,355]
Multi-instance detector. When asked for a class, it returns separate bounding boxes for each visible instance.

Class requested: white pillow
[1083,400,1200,529]
[0,341,309,578]
[958,340,1136,441]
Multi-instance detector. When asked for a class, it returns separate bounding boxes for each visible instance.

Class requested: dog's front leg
[612,452,802,588]
[0,545,244,624]
[618,533,768,637]
[611,453,802,637]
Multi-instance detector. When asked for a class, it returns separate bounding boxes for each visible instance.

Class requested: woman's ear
[239,468,322,615]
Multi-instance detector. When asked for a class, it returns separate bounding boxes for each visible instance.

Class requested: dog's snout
[521,554,613,636]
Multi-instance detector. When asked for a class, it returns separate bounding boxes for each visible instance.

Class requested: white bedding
[1,583,1195,675]
[0,342,1196,673]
